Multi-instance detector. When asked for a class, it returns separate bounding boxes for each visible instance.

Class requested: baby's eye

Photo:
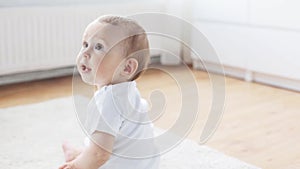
[83,42,88,48]
[95,43,103,50]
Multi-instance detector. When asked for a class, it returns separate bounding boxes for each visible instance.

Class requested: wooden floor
[1,65,299,169]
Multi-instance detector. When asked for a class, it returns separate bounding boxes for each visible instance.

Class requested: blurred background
[0,0,299,91]
[0,1,300,169]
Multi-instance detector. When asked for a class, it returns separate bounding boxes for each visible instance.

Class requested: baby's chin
[79,75,94,86]
[80,76,109,88]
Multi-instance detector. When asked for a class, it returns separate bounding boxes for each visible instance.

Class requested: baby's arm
[59,131,114,169]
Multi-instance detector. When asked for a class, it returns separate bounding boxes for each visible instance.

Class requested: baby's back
[85,81,160,169]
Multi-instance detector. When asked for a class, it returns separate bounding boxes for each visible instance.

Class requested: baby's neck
[96,80,131,90]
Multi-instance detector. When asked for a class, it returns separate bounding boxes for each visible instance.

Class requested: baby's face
[76,21,127,87]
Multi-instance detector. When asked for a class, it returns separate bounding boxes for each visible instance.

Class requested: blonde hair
[97,15,150,80]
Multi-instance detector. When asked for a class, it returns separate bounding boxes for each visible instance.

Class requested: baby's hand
[58,162,75,169]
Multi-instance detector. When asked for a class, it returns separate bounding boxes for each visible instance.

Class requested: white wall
[191,0,300,91]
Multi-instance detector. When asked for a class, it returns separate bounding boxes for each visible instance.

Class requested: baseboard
[192,60,246,79]
[253,72,300,92]
[193,60,300,92]
[150,55,161,64]
[0,66,77,86]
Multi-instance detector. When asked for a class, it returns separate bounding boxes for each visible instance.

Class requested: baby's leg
[62,141,83,162]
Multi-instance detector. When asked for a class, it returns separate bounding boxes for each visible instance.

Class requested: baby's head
[76,15,149,88]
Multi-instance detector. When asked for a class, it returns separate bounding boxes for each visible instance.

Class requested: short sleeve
[84,86,123,137]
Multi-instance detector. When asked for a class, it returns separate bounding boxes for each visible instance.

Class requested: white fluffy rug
[0,97,260,169]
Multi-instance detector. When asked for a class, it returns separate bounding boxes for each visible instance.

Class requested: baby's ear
[122,58,138,78]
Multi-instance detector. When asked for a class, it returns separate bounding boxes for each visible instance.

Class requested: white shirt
[84,81,160,169]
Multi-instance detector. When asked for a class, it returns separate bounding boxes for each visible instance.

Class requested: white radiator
[0,2,168,76]
[0,7,81,74]
[0,6,89,75]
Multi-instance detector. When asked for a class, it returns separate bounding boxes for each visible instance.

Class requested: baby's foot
[62,141,82,162]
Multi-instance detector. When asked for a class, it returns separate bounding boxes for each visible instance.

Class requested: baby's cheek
[95,65,105,78]
[75,54,81,65]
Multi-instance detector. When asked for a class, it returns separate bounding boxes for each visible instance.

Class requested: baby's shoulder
[94,81,139,111]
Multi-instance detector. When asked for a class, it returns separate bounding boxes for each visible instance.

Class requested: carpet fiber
[0,97,260,169]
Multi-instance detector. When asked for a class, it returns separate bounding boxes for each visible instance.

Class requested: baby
[59,15,160,169]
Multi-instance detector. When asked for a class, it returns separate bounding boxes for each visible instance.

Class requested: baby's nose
[83,52,90,59]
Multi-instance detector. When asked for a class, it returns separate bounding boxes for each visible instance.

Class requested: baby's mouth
[81,65,92,73]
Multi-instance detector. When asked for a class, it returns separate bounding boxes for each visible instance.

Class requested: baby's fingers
[58,163,68,169]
